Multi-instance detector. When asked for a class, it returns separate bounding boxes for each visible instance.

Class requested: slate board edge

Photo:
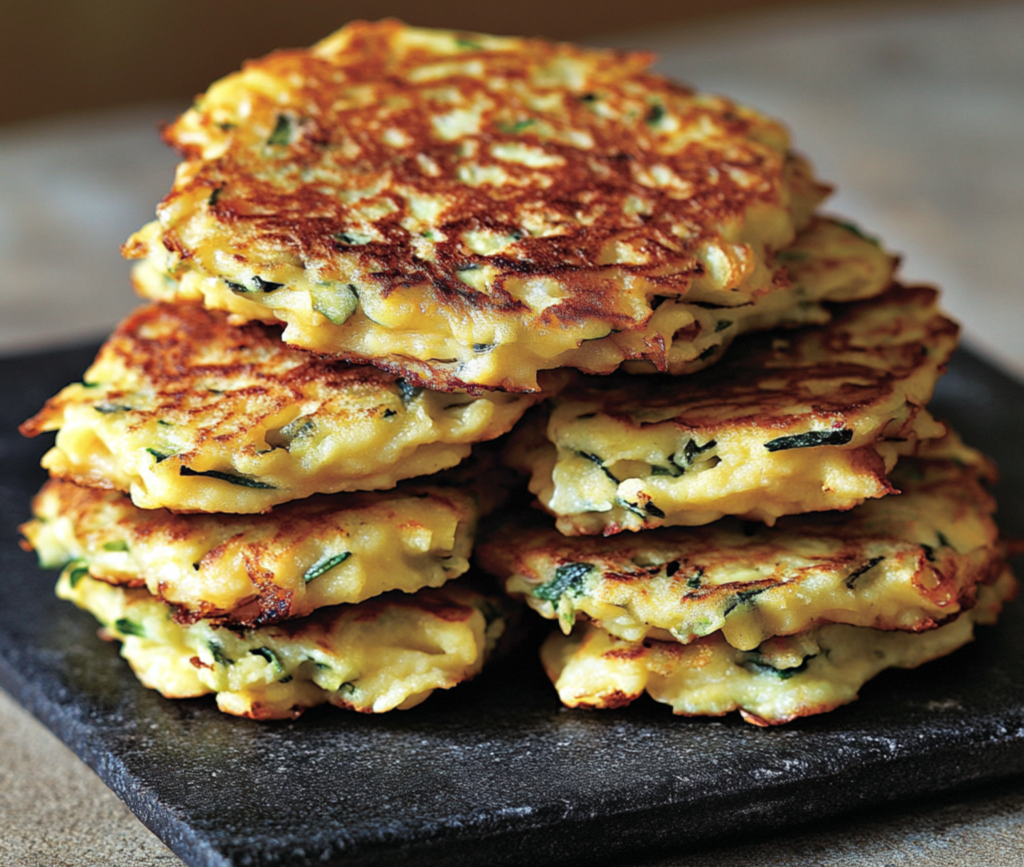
[0,644,232,867]
[5,627,1024,867]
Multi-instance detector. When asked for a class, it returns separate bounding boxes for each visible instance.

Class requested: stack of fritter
[20,21,1015,723]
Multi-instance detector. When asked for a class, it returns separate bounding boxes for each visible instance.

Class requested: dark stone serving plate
[1,342,1023,867]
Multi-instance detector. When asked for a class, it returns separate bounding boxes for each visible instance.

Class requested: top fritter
[124,20,831,392]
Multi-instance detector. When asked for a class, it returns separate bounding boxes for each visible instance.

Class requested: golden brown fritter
[504,284,961,534]
[23,478,483,628]
[57,570,505,719]
[20,303,540,512]
[123,20,843,392]
[541,568,1015,725]
[479,458,1003,650]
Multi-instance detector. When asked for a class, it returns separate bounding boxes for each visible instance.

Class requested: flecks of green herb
[146,448,171,463]
[82,381,100,388]
[577,451,619,484]
[157,419,173,427]
[498,119,536,134]
[250,647,284,673]
[280,417,315,442]
[615,497,647,520]
[845,556,885,589]
[208,187,222,206]
[764,429,853,452]
[179,467,276,489]
[333,232,370,245]
[646,103,666,125]
[114,618,145,638]
[937,531,951,548]
[251,276,283,292]
[456,37,482,49]
[715,320,732,332]
[67,563,90,589]
[312,283,358,325]
[723,586,770,617]
[102,540,130,553]
[303,552,352,584]
[396,378,422,405]
[682,438,717,466]
[651,463,683,477]
[208,639,233,666]
[742,654,814,679]
[579,92,599,103]
[267,114,294,146]
[644,501,665,518]
[226,280,250,294]
[686,567,705,590]
[534,562,593,602]
[834,219,880,246]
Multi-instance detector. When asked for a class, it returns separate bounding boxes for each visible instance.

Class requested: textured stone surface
[0,687,182,867]
[1,344,1023,867]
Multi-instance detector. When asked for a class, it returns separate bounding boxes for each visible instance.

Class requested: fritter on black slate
[542,569,1015,725]
[58,570,505,719]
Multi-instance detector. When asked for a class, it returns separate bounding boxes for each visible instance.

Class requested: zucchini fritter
[57,570,504,719]
[23,478,480,628]
[20,303,539,513]
[122,20,848,392]
[479,458,1001,650]
[541,568,1015,725]
[505,284,958,534]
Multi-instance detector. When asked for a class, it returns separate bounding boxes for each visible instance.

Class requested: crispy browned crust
[29,477,476,628]
[20,302,408,441]
[480,457,1002,639]
[123,21,826,392]
[149,23,787,294]
[556,284,957,431]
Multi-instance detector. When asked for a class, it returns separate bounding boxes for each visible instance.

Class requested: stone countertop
[2,2,1022,864]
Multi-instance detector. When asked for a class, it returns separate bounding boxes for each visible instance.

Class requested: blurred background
[0,0,1021,378]
[0,0,897,127]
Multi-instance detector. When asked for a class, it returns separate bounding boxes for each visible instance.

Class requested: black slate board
[1,342,1023,867]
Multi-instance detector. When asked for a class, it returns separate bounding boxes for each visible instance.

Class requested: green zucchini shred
[534,562,593,602]
[179,467,276,490]
[114,618,145,638]
[764,429,853,452]
[303,552,352,584]
[267,114,294,146]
